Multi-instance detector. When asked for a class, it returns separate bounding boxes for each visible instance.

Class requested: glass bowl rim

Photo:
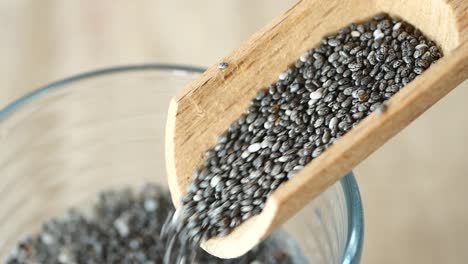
[0,63,364,263]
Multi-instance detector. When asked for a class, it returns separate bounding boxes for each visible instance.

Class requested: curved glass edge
[0,63,364,263]
[0,64,205,121]
[341,172,364,264]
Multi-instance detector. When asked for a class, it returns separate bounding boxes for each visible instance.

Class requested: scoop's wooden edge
[166,97,183,208]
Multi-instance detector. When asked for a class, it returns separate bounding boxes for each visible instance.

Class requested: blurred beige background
[1,1,467,263]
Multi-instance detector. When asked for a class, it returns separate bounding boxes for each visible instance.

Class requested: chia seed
[218,62,229,70]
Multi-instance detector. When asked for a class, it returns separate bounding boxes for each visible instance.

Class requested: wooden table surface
[1,1,467,263]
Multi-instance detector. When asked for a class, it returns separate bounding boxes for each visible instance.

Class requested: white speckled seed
[373,29,384,40]
[193,194,202,202]
[293,165,304,171]
[351,31,361,38]
[299,53,309,62]
[114,218,129,237]
[248,143,262,153]
[415,44,428,50]
[210,176,221,188]
[278,72,288,80]
[144,199,157,212]
[308,99,318,106]
[329,117,338,130]
[392,22,402,31]
[310,91,323,100]
[41,233,54,245]
[58,249,73,264]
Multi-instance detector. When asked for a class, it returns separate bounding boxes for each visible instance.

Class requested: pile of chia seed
[178,14,442,243]
[5,184,297,264]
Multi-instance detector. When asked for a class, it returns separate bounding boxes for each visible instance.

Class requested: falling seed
[144,199,158,212]
[114,218,129,237]
[58,249,73,264]
[40,233,54,245]
[129,239,140,249]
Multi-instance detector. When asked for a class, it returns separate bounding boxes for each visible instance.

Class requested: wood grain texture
[166,0,468,258]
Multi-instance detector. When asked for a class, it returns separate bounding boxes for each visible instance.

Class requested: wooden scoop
[166,0,468,258]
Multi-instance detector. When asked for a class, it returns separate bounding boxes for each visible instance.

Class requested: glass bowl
[0,64,364,263]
